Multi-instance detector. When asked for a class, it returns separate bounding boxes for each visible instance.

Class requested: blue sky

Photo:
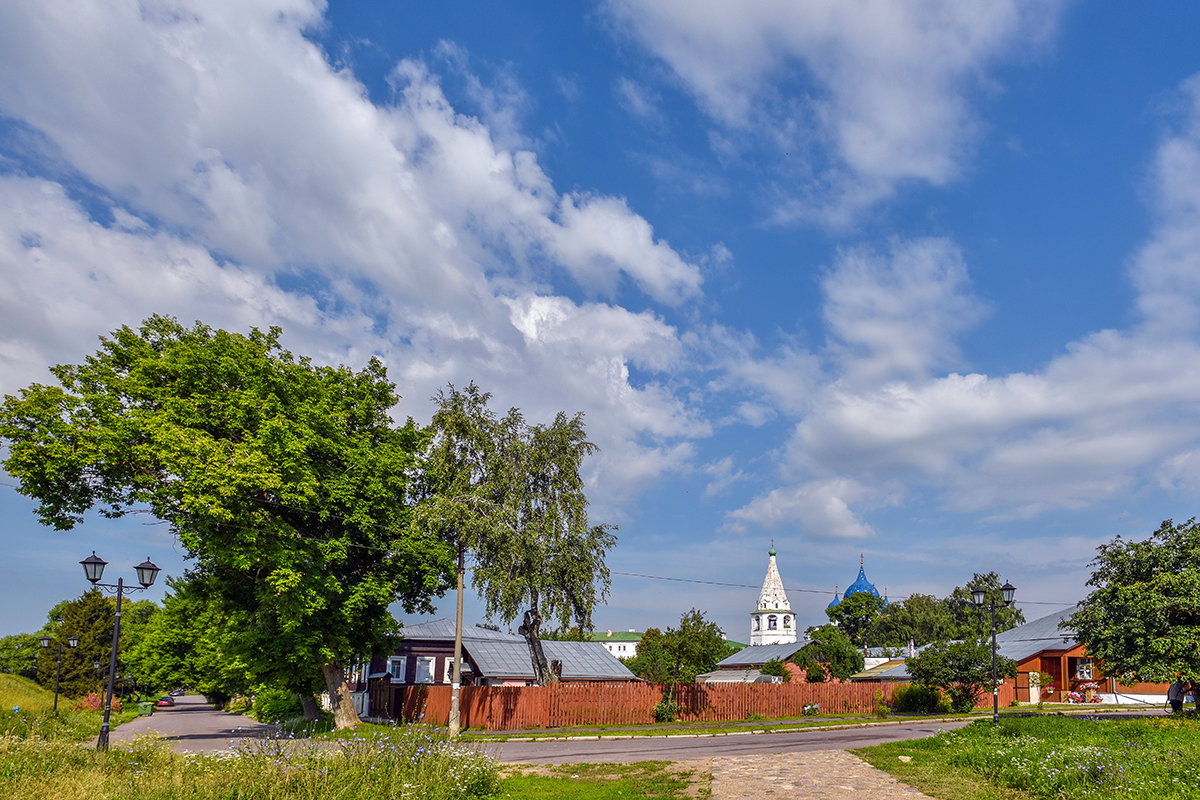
[3,1,1200,642]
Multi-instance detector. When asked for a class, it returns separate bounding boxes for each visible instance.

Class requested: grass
[0,724,500,800]
[0,673,141,742]
[857,713,1200,799]
[500,761,709,800]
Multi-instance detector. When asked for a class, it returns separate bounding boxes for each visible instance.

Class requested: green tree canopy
[867,592,955,648]
[35,590,117,699]
[0,316,452,728]
[906,638,1015,712]
[825,592,884,647]
[942,572,1025,641]
[1069,518,1200,699]
[0,634,40,680]
[796,625,863,680]
[626,610,728,692]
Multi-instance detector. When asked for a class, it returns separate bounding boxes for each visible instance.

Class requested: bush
[806,663,827,683]
[652,698,678,723]
[250,685,303,723]
[891,683,950,714]
[760,658,791,682]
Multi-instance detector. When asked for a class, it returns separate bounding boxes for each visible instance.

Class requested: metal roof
[399,619,519,642]
[715,641,806,667]
[994,605,1079,663]
[464,639,638,681]
[696,668,781,684]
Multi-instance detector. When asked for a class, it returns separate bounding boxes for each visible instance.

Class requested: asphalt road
[108,694,279,752]
[494,720,969,764]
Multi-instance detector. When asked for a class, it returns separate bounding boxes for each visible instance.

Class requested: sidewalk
[711,751,935,799]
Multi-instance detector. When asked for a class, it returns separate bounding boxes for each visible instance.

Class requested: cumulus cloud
[604,0,1065,223]
[727,74,1200,535]
[0,0,706,511]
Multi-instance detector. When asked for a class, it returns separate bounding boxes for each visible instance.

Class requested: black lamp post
[80,551,160,750]
[972,581,1016,725]
[38,633,79,713]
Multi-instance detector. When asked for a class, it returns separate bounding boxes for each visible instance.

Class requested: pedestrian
[1167,679,1186,713]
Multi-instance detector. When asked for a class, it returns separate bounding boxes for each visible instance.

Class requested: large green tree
[626,609,728,697]
[906,638,1015,712]
[795,624,863,680]
[942,572,1025,641]
[0,634,40,680]
[1069,518,1200,700]
[0,316,452,728]
[867,592,955,648]
[472,407,615,685]
[825,591,884,647]
[36,591,118,700]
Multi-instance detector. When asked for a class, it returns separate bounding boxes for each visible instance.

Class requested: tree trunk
[517,598,554,686]
[299,694,321,721]
[321,661,360,730]
[449,547,465,737]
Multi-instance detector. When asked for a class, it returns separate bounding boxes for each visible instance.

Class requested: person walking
[1167,679,1186,713]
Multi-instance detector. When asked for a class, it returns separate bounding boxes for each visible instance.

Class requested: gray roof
[696,668,782,684]
[398,619,637,681]
[715,641,806,667]
[994,605,1079,663]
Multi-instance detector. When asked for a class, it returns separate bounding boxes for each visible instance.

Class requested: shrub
[652,697,678,723]
[891,683,949,714]
[760,658,791,682]
[250,685,303,723]
[806,663,828,683]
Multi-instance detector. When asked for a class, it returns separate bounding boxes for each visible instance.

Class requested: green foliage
[626,609,728,687]
[759,657,791,682]
[0,673,140,741]
[890,683,950,714]
[251,684,304,723]
[652,696,678,723]
[798,625,864,680]
[501,761,703,800]
[423,383,614,685]
[0,634,39,679]
[125,575,252,704]
[942,572,1026,642]
[906,639,1015,713]
[805,662,828,683]
[868,592,955,648]
[0,724,500,799]
[35,590,118,699]
[826,591,885,647]
[1070,517,1200,692]
[0,316,453,720]
[540,626,589,641]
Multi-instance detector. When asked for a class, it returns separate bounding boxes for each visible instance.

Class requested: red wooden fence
[369,679,1017,731]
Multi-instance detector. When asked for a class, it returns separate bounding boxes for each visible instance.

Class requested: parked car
[156,696,175,707]
[169,689,185,696]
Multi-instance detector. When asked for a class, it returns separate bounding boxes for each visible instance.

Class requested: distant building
[750,543,797,646]
[588,629,642,659]
[826,554,888,609]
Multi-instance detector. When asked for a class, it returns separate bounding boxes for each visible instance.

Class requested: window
[444,658,453,684]
[388,657,407,681]
[783,616,791,629]
[1073,658,1093,680]
[415,656,435,684]
[754,617,760,630]
[768,615,777,630]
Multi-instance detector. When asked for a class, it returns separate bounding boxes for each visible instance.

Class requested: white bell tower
[750,542,796,646]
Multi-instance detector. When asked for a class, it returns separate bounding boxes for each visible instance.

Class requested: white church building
[749,544,797,646]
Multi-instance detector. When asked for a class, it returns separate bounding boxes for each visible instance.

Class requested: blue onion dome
[827,586,840,609]
[843,555,880,599]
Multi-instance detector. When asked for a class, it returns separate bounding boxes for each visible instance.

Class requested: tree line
[0,316,614,729]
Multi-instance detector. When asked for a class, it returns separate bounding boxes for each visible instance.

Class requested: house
[588,629,642,659]
[848,606,1176,705]
[372,619,639,687]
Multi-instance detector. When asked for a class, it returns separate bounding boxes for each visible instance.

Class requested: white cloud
[726,74,1200,532]
[604,0,1065,222]
[727,477,878,539]
[0,0,707,510]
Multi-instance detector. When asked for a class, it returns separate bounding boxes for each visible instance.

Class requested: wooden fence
[369,679,1017,731]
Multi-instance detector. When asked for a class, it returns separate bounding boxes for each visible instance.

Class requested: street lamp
[38,633,79,713]
[972,581,1016,724]
[80,551,160,750]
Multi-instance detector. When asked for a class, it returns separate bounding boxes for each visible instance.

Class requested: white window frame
[768,615,777,630]
[415,656,436,684]
[387,656,407,681]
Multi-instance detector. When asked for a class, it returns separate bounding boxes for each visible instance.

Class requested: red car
[156,696,175,707]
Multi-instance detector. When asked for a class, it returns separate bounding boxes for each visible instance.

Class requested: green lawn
[857,713,1200,799]
[500,762,708,800]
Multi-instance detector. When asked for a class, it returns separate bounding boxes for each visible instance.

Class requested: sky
[3,1,1200,643]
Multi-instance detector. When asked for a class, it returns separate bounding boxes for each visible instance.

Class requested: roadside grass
[0,673,140,742]
[500,761,709,800]
[0,724,499,800]
[857,713,1200,799]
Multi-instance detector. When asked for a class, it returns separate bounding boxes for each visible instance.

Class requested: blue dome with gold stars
[843,555,880,599]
